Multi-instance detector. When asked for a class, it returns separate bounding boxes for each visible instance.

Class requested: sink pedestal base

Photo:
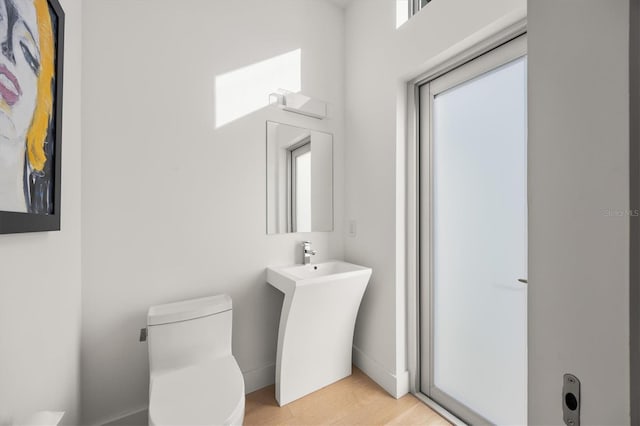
[267,261,371,406]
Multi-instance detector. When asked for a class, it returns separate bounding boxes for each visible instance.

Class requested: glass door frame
[405,28,527,425]
[422,34,527,424]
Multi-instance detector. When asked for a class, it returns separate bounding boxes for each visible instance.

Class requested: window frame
[410,0,432,18]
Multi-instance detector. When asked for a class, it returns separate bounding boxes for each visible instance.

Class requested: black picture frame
[0,0,65,234]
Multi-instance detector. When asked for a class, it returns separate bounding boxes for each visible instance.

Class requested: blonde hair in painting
[26,0,54,173]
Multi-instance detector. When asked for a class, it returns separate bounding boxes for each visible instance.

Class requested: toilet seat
[149,355,245,426]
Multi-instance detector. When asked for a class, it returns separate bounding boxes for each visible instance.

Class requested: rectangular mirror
[266,121,333,234]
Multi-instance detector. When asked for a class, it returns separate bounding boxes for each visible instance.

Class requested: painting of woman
[0,0,56,215]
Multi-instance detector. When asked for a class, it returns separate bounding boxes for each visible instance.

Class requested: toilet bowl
[147,294,245,425]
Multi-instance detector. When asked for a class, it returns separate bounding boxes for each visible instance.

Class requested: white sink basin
[267,260,371,290]
[266,260,372,406]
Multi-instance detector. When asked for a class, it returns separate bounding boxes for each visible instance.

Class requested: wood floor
[244,367,450,426]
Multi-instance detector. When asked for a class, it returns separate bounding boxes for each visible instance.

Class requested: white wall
[0,0,83,424]
[344,0,525,396]
[528,0,631,423]
[81,1,345,424]
[631,2,640,422]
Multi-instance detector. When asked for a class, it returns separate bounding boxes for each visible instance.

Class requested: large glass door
[419,36,527,424]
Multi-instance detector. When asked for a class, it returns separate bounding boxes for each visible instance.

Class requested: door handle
[517,278,528,284]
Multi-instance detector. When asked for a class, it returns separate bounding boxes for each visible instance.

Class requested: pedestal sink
[267,260,372,406]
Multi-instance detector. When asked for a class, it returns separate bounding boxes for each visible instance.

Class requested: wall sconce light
[269,89,328,119]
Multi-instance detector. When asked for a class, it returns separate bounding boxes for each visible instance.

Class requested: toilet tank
[147,294,233,375]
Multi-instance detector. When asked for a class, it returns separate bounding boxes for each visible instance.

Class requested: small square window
[398,0,436,29]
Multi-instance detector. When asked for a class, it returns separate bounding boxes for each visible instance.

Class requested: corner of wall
[243,364,276,394]
[353,345,409,398]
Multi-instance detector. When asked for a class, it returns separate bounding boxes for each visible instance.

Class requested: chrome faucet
[302,241,317,265]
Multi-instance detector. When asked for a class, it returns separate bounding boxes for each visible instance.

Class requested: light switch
[349,220,357,237]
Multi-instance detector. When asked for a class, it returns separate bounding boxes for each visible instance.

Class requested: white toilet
[147,294,245,426]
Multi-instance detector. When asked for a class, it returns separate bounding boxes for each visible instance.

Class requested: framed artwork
[0,0,64,234]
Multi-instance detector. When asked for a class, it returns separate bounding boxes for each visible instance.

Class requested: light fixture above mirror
[269,89,328,120]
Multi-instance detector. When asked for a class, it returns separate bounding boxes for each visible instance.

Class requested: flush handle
[139,327,147,342]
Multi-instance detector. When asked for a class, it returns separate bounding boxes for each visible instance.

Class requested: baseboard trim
[243,363,276,394]
[352,345,409,399]
[100,408,147,426]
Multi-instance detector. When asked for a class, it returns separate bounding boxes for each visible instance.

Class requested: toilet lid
[149,356,245,426]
